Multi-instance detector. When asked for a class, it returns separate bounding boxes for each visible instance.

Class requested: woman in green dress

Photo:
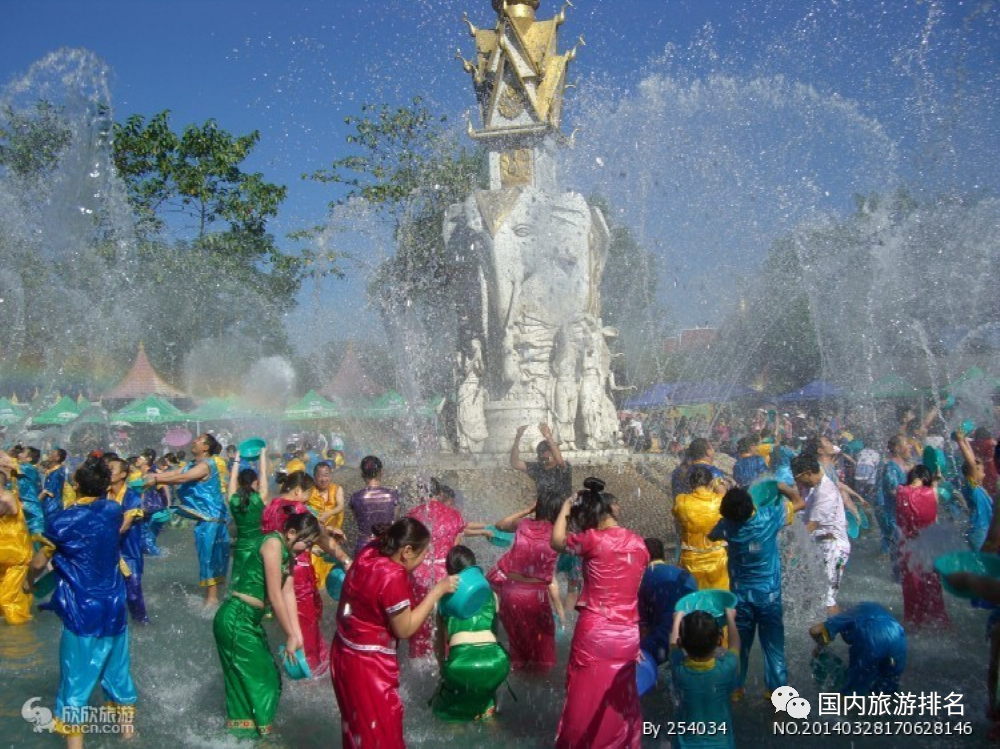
[227,452,269,591]
[432,545,511,722]
[213,511,318,738]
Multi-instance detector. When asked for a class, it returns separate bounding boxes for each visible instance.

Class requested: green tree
[589,195,672,393]
[110,111,312,382]
[308,98,487,397]
[113,111,287,241]
[0,101,72,180]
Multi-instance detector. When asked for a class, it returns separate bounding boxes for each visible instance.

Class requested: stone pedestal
[482,393,548,454]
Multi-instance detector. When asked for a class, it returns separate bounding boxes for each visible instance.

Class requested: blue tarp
[774,380,844,402]
[623,382,756,408]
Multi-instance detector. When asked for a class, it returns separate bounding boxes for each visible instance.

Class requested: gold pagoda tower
[459,0,581,189]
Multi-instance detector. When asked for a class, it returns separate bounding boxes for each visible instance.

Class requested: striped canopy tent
[113,395,188,424]
[101,342,187,401]
[284,390,342,421]
[29,396,83,426]
[0,397,26,427]
[319,343,386,404]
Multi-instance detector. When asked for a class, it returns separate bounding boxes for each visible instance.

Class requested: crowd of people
[0,397,998,747]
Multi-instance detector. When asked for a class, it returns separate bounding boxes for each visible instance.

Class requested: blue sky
[3,0,998,345]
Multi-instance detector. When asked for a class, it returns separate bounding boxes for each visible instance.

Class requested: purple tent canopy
[624,382,755,408]
[774,380,844,403]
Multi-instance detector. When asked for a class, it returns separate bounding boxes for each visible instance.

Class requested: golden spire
[461,0,576,141]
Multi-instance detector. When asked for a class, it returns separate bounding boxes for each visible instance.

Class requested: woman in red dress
[896,465,950,628]
[330,518,457,749]
[551,477,649,749]
[405,479,466,658]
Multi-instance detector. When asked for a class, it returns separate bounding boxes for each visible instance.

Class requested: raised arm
[510,425,528,472]
[228,455,240,498]
[494,503,537,532]
[152,461,209,486]
[955,430,976,469]
[258,452,269,503]
[550,497,572,552]
[539,423,566,468]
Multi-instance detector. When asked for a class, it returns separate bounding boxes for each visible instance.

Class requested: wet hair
[736,436,754,455]
[360,455,383,480]
[280,470,315,495]
[963,460,980,480]
[202,434,222,456]
[445,544,476,575]
[234,468,259,512]
[799,437,822,458]
[886,436,905,456]
[720,487,755,524]
[373,517,431,557]
[534,492,565,523]
[438,484,456,502]
[52,448,67,464]
[569,477,616,531]
[679,610,722,659]
[283,511,320,539]
[105,456,129,478]
[688,465,714,489]
[74,455,111,498]
[536,440,554,458]
[24,446,40,464]
[790,454,820,477]
[687,438,711,461]
[906,465,933,487]
[314,461,333,473]
[644,537,665,561]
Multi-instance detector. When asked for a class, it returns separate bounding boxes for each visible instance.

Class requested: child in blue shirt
[639,537,697,664]
[670,607,740,748]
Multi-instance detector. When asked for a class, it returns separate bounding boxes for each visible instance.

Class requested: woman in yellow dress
[308,461,346,588]
[0,451,32,624]
[672,464,729,590]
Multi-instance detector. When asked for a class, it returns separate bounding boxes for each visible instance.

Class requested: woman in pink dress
[551,477,649,748]
[490,494,563,672]
[405,479,466,658]
[896,465,950,628]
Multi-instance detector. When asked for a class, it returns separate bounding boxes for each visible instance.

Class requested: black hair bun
[583,476,605,493]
